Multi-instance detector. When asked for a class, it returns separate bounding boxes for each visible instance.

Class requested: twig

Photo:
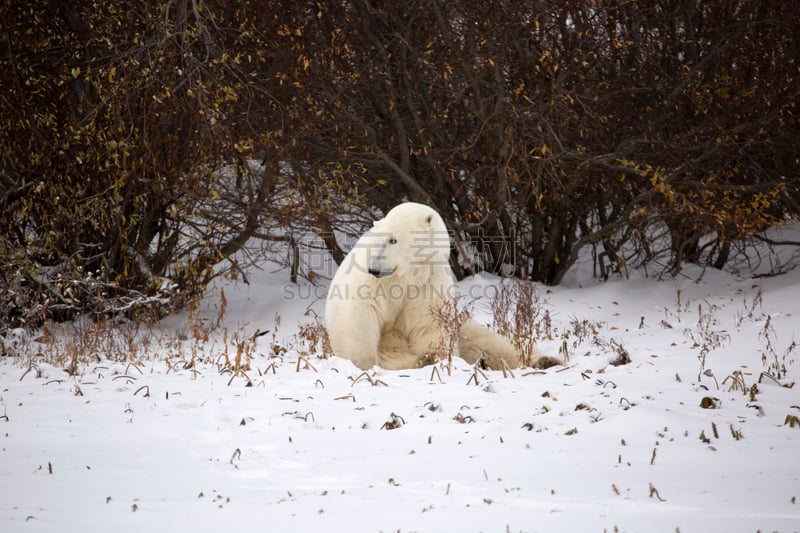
[648,483,666,502]
[295,355,318,373]
[466,360,489,386]
[349,371,388,387]
[500,359,516,379]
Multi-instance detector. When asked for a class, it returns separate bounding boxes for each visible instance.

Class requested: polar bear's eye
[388,238,397,245]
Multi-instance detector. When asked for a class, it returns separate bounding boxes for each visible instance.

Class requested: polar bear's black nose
[369,267,394,278]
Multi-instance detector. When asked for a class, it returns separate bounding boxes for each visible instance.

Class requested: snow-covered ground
[2,236,799,532]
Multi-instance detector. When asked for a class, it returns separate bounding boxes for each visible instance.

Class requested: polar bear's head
[364,202,450,279]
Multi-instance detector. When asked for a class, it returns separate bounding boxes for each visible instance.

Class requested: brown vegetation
[2,0,798,330]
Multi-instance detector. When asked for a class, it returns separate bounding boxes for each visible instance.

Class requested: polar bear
[325,202,561,371]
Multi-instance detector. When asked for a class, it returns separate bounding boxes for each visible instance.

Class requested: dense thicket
[2,0,798,330]
[287,0,799,282]
[1,0,299,327]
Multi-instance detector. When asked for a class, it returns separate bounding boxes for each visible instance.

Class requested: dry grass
[490,279,549,367]
[489,279,633,367]
[294,309,333,360]
[13,273,797,403]
[685,302,729,379]
[430,295,472,371]
[32,318,156,376]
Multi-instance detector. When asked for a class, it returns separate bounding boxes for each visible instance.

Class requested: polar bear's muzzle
[368,267,396,278]
[368,252,396,278]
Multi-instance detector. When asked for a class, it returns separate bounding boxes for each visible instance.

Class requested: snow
[2,240,800,532]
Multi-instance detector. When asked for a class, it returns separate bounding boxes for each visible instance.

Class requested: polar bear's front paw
[532,355,563,369]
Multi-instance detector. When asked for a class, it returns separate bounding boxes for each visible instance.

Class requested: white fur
[325,202,559,371]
